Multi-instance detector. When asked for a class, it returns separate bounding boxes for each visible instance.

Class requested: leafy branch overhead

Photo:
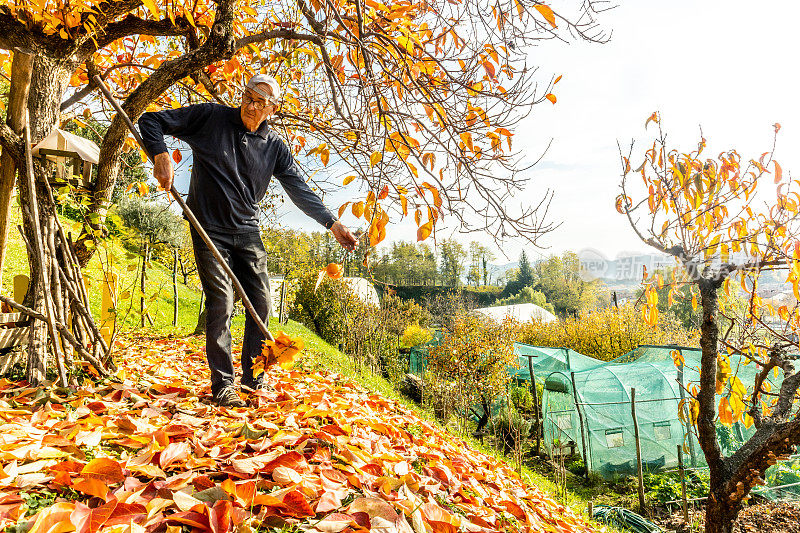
[0,0,610,264]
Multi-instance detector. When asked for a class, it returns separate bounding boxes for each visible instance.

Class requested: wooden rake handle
[93,76,274,342]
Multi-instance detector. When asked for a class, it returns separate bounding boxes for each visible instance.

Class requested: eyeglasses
[242,93,279,110]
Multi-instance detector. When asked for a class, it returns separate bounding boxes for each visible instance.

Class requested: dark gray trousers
[191,228,272,395]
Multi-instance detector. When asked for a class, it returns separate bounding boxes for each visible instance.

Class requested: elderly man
[139,74,357,407]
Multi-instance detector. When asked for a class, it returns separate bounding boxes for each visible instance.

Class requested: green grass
[4,204,203,333]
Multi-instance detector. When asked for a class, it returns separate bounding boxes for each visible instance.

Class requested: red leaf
[104,502,147,527]
[168,510,211,531]
[262,452,304,474]
[281,491,314,518]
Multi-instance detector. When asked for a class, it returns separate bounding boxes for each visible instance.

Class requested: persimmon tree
[0,0,609,383]
[618,114,800,533]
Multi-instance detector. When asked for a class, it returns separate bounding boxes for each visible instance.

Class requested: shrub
[509,385,535,413]
[517,302,698,361]
[401,323,433,348]
[491,403,533,453]
[288,268,431,384]
[426,312,517,431]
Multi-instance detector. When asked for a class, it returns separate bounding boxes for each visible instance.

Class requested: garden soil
[656,501,800,533]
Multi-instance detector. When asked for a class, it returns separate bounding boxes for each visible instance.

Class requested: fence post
[527,355,541,456]
[278,279,286,324]
[100,272,117,347]
[570,371,590,477]
[677,444,689,523]
[631,387,646,511]
[677,354,697,467]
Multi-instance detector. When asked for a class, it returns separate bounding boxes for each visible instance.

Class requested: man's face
[240,83,278,126]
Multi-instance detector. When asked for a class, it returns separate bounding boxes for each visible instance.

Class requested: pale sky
[177,1,800,265]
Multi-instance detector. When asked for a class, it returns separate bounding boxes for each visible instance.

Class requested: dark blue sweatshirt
[138,103,336,233]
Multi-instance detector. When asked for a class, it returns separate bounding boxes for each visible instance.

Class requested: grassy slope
[4,204,203,332]
[5,205,613,530]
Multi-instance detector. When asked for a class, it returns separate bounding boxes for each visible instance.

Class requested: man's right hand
[153,152,174,192]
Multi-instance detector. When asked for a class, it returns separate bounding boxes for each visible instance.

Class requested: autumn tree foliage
[618,114,800,533]
[0,0,609,383]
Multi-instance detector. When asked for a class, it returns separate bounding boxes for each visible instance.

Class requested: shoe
[241,381,276,393]
[214,385,246,408]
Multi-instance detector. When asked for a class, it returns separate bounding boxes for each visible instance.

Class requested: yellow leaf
[534,4,557,27]
[352,201,365,218]
[370,152,382,167]
[343,175,356,185]
[459,132,474,153]
[141,0,160,18]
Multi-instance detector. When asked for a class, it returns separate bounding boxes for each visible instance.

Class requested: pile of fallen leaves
[0,335,598,533]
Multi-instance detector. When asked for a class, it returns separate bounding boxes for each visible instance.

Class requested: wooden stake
[527,354,541,456]
[631,387,646,511]
[677,444,689,523]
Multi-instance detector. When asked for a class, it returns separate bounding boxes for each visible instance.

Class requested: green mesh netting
[511,342,604,381]
[408,332,444,375]
[541,345,791,480]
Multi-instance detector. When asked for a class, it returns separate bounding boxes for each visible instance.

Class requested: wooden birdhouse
[31,128,100,192]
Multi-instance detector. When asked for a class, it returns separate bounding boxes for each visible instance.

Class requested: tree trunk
[704,493,741,533]
[0,51,34,293]
[172,247,178,327]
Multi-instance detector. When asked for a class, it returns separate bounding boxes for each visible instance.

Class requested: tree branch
[0,122,23,163]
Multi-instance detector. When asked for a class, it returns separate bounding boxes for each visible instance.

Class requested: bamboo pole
[631,387,646,511]
[570,371,590,477]
[93,76,274,342]
[21,114,68,386]
[527,354,541,456]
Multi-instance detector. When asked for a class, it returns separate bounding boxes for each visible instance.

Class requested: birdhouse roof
[31,128,100,164]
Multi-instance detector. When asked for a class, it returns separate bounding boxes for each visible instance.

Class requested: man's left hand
[330,221,358,252]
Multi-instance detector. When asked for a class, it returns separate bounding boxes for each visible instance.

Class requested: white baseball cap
[246,74,281,100]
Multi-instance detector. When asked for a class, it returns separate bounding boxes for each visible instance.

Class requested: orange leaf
[137,182,149,196]
[209,500,232,533]
[81,458,124,484]
[281,491,314,518]
[417,221,433,242]
[352,201,364,218]
[172,149,182,164]
[545,93,556,104]
[70,500,117,533]
[378,185,389,200]
[104,503,147,527]
[534,4,557,27]
[774,160,783,184]
[28,502,76,533]
[645,111,659,129]
[159,441,190,469]
[72,478,108,500]
[719,396,733,426]
[338,203,349,218]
